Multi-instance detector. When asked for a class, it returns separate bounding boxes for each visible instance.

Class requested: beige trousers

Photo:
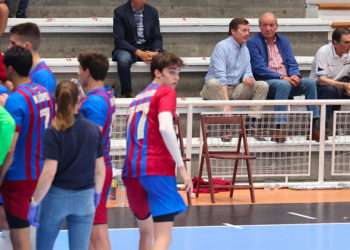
[200,78,269,112]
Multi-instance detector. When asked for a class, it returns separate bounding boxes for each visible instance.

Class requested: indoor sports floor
[53,188,350,250]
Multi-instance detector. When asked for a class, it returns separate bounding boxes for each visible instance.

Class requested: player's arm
[1,93,25,184]
[158,112,192,192]
[95,157,105,194]
[0,133,19,186]
[31,159,58,204]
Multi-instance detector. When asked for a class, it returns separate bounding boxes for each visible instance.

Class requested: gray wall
[24,0,306,18]
[0,32,328,58]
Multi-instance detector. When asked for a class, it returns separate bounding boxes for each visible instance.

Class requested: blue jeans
[112,49,138,96]
[267,78,320,124]
[37,186,95,250]
[6,0,29,17]
[317,84,350,120]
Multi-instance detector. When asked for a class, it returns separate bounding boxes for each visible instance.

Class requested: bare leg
[137,216,154,250]
[89,224,111,250]
[152,221,173,250]
[10,227,31,250]
[0,205,8,230]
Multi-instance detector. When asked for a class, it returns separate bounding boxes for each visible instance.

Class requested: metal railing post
[186,104,193,175]
[318,104,326,184]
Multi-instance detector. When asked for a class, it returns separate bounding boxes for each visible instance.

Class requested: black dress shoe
[121,92,135,98]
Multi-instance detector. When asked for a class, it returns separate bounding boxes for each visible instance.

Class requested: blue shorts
[0,194,3,205]
[124,176,187,219]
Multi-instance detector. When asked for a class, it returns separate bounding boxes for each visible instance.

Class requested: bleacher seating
[306,0,350,19]
[44,56,314,74]
[0,18,330,59]
[4,18,332,33]
[25,0,306,19]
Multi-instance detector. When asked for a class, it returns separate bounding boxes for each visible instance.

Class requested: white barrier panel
[110,98,350,186]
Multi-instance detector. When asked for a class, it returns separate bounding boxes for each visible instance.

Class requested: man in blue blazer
[112,0,163,97]
[247,12,320,142]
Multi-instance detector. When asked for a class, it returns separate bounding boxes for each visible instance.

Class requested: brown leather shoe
[271,129,286,143]
[311,128,320,142]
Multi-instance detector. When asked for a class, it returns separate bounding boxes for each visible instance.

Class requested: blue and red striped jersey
[80,86,115,169]
[123,83,177,178]
[30,61,56,98]
[5,82,54,181]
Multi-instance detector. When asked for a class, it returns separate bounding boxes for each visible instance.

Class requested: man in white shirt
[310,28,350,121]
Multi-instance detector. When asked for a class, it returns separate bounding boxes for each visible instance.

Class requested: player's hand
[28,203,40,227]
[178,166,193,193]
[4,81,14,91]
[94,192,102,208]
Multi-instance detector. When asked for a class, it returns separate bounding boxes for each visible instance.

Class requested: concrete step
[44,56,313,97]
[25,0,306,18]
[0,18,331,58]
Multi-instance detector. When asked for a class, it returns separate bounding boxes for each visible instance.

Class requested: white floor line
[288,212,317,220]
[222,223,243,229]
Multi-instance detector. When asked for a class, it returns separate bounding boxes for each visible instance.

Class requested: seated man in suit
[247,12,320,142]
[112,0,163,97]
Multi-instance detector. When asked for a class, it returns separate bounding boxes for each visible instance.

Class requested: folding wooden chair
[196,114,256,203]
[174,115,192,206]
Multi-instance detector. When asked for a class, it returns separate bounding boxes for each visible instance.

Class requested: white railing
[111,98,350,187]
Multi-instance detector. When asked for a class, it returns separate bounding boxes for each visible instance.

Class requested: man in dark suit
[112,0,163,97]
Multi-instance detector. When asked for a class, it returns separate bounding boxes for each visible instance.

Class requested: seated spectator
[310,28,350,127]
[200,17,268,115]
[6,0,29,18]
[247,12,320,142]
[112,0,163,97]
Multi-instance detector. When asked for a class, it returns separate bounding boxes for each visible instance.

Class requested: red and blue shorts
[123,176,187,220]
[1,180,37,221]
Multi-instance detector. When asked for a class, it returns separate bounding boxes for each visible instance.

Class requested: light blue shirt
[205,36,254,86]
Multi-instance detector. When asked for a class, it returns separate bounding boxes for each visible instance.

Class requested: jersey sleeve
[5,93,25,132]
[157,86,177,115]
[43,128,60,160]
[80,95,108,128]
